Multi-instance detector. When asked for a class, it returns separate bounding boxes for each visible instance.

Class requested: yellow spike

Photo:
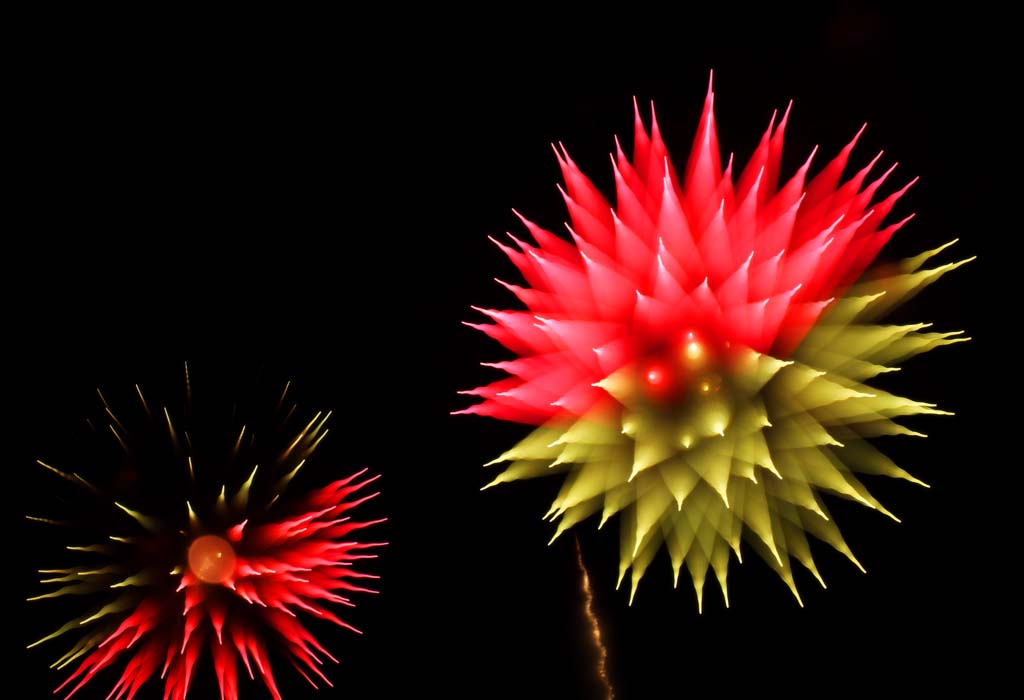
[615,562,627,591]
[27,619,88,649]
[716,569,730,608]
[111,573,147,588]
[28,584,84,601]
[135,383,152,416]
[821,292,887,324]
[686,552,708,614]
[276,380,291,413]
[52,633,104,669]
[313,410,332,436]
[76,565,120,576]
[488,427,565,464]
[782,573,804,607]
[852,256,975,320]
[690,450,732,507]
[549,503,601,544]
[109,423,128,452]
[600,484,634,528]
[67,543,107,553]
[708,536,732,608]
[26,515,64,525]
[482,454,507,468]
[105,406,126,433]
[660,458,700,510]
[233,425,246,456]
[114,502,159,532]
[480,476,503,491]
[39,572,79,584]
[78,598,132,626]
[592,367,636,404]
[164,406,178,446]
[742,488,781,566]
[234,464,259,508]
[281,427,307,458]
[554,461,623,512]
[282,403,297,425]
[629,434,673,480]
[633,486,671,556]
[36,459,75,484]
[311,427,330,450]
[555,417,624,446]
[275,458,306,494]
[746,431,780,478]
[184,361,192,405]
[901,238,959,273]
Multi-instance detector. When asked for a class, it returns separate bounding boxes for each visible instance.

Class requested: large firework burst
[458,78,970,606]
[28,368,385,700]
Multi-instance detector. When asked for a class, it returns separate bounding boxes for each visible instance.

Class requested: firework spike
[902,238,960,273]
[27,514,70,526]
[114,503,160,533]
[215,485,228,515]
[274,458,306,494]
[163,407,178,449]
[186,502,200,530]
[36,460,101,494]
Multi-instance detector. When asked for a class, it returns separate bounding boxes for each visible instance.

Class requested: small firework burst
[458,77,971,606]
[28,367,385,700]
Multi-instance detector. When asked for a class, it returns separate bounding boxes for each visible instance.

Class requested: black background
[12,5,1009,699]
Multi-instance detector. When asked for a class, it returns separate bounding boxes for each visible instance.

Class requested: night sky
[14,7,1007,699]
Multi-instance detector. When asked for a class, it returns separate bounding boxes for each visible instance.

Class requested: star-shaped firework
[29,371,385,699]
[459,77,970,606]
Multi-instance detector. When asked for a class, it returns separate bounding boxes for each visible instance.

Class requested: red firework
[459,75,913,426]
[29,373,385,700]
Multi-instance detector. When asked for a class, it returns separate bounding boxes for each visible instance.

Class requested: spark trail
[576,536,614,700]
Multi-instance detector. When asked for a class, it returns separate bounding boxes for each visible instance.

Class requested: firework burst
[28,368,385,700]
[458,76,971,606]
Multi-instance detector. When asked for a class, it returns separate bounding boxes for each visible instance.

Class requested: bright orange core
[187,534,236,584]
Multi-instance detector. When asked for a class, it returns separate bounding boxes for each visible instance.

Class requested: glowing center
[187,535,237,584]
[645,365,668,388]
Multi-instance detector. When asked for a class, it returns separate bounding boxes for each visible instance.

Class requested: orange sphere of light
[187,534,237,584]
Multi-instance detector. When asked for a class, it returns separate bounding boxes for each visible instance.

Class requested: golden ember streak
[163,406,177,445]
[183,360,192,406]
[576,537,614,700]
